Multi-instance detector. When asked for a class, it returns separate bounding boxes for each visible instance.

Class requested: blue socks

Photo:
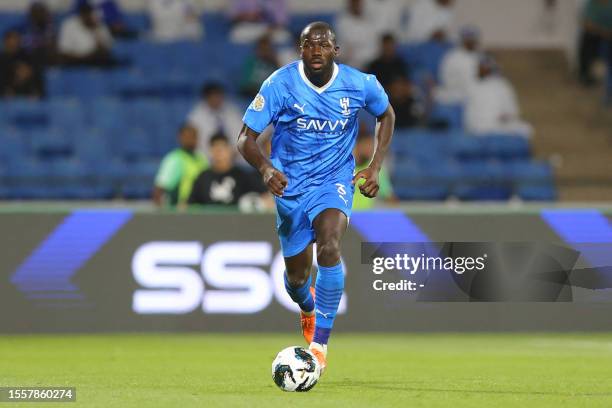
[284,272,315,313]
[313,262,344,345]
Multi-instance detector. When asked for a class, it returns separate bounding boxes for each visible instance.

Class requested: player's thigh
[308,180,352,242]
[312,208,348,243]
[284,243,314,281]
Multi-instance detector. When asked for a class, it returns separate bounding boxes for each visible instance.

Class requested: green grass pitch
[1,333,612,407]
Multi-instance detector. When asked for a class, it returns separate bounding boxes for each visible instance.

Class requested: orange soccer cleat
[300,287,316,344]
[309,343,327,375]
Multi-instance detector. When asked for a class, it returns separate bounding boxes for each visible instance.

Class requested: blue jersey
[242,61,389,197]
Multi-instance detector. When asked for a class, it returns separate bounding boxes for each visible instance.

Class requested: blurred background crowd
[0,0,610,209]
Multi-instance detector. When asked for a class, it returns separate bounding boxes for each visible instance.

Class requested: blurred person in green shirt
[352,130,397,210]
[153,124,208,207]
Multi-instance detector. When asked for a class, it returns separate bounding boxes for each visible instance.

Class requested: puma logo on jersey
[293,103,306,114]
[296,118,349,131]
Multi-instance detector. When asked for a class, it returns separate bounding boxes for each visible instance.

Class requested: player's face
[179,127,198,151]
[210,141,233,169]
[301,29,338,73]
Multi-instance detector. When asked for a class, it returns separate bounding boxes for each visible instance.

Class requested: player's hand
[262,166,288,197]
[352,166,380,198]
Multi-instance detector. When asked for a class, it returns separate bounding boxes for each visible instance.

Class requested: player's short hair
[209,132,229,147]
[200,82,225,98]
[178,123,197,136]
[300,21,337,46]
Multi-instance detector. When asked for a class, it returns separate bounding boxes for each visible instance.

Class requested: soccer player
[237,22,395,374]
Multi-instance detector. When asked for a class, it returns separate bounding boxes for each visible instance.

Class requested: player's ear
[333,45,340,57]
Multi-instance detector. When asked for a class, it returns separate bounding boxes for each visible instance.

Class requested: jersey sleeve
[242,74,284,133]
[155,153,182,190]
[363,74,390,118]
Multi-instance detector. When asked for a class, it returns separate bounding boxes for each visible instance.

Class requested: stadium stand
[0,9,556,201]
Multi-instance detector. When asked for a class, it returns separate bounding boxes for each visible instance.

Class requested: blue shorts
[275,178,354,257]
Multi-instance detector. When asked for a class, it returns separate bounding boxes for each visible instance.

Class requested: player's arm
[237,124,287,197]
[352,104,395,198]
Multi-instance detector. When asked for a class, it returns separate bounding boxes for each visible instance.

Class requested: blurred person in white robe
[337,0,378,69]
[405,0,454,43]
[465,56,533,138]
[148,0,203,42]
[435,26,481,103]
[365,0,406,39]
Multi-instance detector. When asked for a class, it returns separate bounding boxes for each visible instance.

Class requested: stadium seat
[1,100,49,130]
[0,127,27,160]
[122,160,159,199]
[516,185,557,201]
[6,159,51,199]
[398,41,453,83]
[203,13,231,41]
[49,99,86,131]
[29,128,73,160]
[119,127,158,160]
[454,161,513,201]
[483,134,531,161]
[430,103,464,130]
[392,160,452,200]
[122,12,150,33]
[73,128,113,164]
[0,13,22,35]
[508,160,554,183]
[448,136,488,161]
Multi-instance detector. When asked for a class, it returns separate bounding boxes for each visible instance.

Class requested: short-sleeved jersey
[243,61,389,197]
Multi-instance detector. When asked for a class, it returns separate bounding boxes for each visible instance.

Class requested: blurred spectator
[366,33,409,90]
[17,2,58,65]
[278,33,300,66]
[239,34,279,98]
[0,30,45,99]
[578,0,612,86]
[337,0,378,69]
[365,0,406,40]
[352,131,396,210]
[187,82,243,158]
[189,133,271,209]
[58,3,115,67]
[228,0,290,44]
[148,0,203,42]
[405,0,454,43]
[435,26,481,103]
[153,124,208,207]
[388,76,425,129]
[465,56,533,137]
[73,0,137,39]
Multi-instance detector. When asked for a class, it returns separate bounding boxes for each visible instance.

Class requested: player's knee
[285,269,310,287]
[316,239,341,266]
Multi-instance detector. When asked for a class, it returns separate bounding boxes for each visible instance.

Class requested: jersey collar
[298,61,339,94]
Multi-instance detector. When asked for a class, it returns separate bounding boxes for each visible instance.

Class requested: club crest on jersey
[339,97,350,116]
[251,94,265,111]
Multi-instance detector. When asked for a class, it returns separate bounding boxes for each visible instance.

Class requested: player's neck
[303,64,334,88]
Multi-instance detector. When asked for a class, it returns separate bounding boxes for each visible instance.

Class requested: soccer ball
[271,346,321,392]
